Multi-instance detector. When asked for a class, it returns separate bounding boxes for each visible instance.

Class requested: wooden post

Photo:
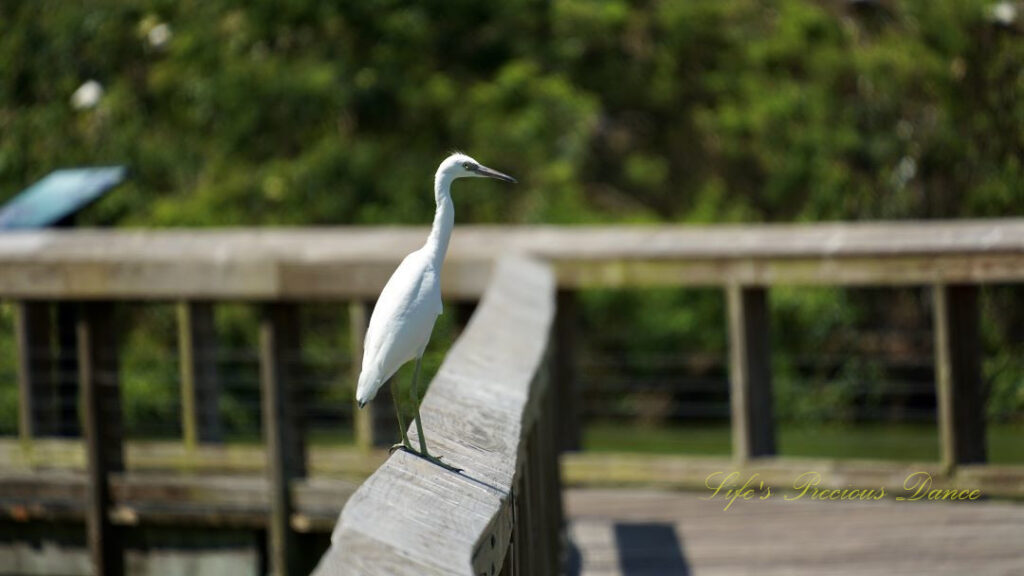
[260,303,307,576]
[178,301,222,449]
[519,452,537,576]
[529,421,549,575]
[542,383,564,575]
[350,300,397,449]
[932,284,986,469]
[14,302,55,440]
[79,302,124,576]
[56,302,80,437]
[554,289,581,452]
[727,285,776,461]
[536,384,562,576]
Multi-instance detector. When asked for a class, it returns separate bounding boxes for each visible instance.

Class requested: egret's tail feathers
[356,365,383,408]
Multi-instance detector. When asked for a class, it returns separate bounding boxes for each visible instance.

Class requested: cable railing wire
[0,286,1020,462]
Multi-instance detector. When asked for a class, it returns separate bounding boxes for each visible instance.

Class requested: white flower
[148,23,172,49]
[891,156,917,190]
[990,2,1017,25]
[70,80,104,110]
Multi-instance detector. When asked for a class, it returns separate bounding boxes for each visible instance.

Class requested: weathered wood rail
[313,257,560,575]
[1,220,1023,575]
[3,220,1022,458]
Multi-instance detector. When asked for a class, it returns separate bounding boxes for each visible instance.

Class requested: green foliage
[5,0,1018,225]
[0,304,17,435]
[982,286,1024,422]
[0,0,1020,434]
[119,306,180,438]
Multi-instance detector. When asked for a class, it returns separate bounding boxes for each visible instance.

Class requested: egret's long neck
[425,172,455,269]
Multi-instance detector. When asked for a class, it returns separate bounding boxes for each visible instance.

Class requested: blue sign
[0,166,127,229]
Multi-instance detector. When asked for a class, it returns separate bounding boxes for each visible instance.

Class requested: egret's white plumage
[354,153,516,460]
[356,245,443,404]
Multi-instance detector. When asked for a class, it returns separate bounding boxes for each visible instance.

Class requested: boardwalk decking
[566,488,1024,576]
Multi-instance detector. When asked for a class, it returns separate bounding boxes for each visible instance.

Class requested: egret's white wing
[356,249,442,403]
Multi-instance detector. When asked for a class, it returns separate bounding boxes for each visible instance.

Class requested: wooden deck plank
[3,472,1022,573]
[0,470,357,532]
[566,488,1024,576]
[562,452,1024,499]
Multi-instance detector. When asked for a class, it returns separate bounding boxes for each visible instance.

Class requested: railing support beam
[554,289,581,452]
[727,285,776,461]
[932,284,987,469]
[79,302,124,576]
[260,303,308,576]
[178,301,222,449]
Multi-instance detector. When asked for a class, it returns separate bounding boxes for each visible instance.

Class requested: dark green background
[0,0,1020,454]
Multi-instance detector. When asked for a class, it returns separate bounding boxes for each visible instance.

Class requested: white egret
[355,153,516,471]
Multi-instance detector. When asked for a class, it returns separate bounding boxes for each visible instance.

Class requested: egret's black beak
[472,164,517,183]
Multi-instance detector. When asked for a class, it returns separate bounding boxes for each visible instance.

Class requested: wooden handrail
[313,256,559,575]
[1,220,1022,299]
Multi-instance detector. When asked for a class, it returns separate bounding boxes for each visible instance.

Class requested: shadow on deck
[567,521,692,576]
[565,488,1024,576]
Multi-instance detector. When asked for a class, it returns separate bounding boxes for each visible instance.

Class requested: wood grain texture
[313,257,556,576]
[0,220,1022,298]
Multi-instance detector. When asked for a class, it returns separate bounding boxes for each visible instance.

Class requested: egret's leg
[390,377,412,453]
[410,356,429,455]
[409,356,462,473]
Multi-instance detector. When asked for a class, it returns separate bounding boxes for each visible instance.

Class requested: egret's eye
[462,162,472,170]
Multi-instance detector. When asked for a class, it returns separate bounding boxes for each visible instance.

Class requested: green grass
[585,423,733,456]
[584,422,1024,464]
[222,421,1024,463]
[307,428,356,446]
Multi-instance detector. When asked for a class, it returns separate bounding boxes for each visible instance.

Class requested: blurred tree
[2,0,1018,224]
[0,0,1020,433]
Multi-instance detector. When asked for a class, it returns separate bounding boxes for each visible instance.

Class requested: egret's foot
[389,441,413,455]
